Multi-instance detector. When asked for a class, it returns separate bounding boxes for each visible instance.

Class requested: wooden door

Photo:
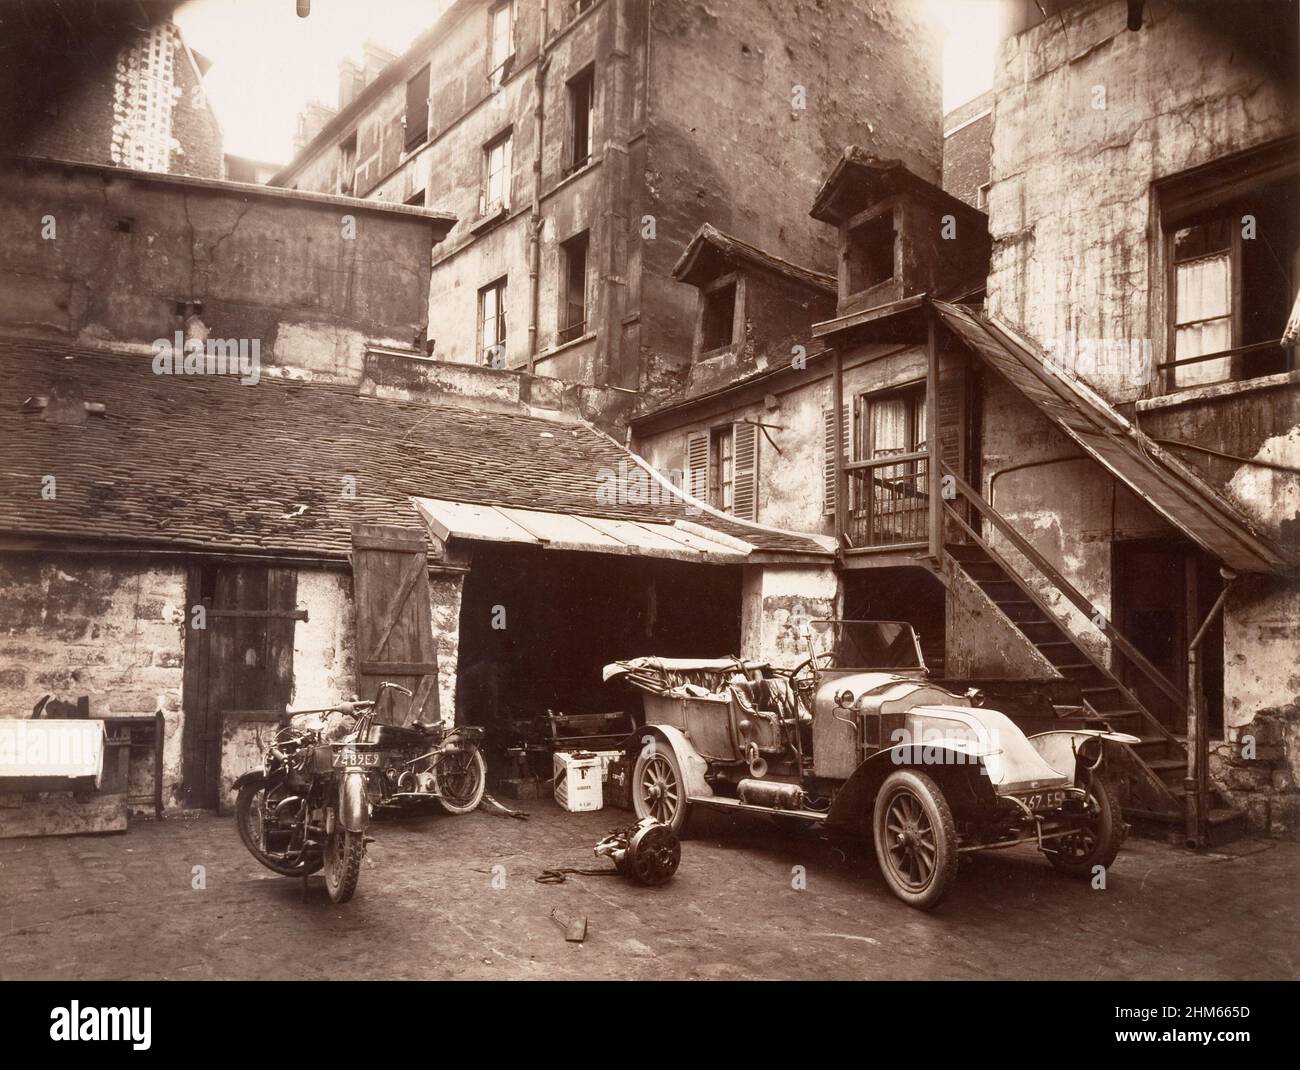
[181,565,302,809]
[351,524,441,726]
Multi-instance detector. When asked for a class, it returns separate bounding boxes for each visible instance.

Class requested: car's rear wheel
[872,769,957,910]
[1046,772,1124,877]
[632,744,690,835]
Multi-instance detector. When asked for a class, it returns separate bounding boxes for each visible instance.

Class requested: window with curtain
[1172,218,1233,387]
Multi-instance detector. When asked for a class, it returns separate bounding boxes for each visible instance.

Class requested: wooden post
[832,346,847,548]
[1185,567,1234,848]
[926,306,943,567]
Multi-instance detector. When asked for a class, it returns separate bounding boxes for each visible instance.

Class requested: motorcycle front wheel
[236,776,322,878]
[323,827,365,903]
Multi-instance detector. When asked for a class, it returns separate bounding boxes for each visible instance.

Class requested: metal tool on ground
[548,907,587,943]
[593,816,681,886]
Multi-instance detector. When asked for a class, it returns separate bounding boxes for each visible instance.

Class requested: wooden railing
[843,452,930,549]
[940,462,1185,717]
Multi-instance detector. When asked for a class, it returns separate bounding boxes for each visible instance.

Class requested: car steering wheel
[788,651,837,699]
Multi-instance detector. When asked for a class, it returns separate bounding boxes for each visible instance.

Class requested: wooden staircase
[937,468,1247,843]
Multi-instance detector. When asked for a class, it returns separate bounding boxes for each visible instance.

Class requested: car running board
[690,795,828,822]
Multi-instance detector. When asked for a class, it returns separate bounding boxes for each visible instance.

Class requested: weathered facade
[0,153,832,822]
[271,0,942,407]
[978,0,1300,836]
[631,0,1300,842]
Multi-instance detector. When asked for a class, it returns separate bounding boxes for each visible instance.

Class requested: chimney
[338,58,362,108]
[361,41,398,86]
[293,101,338,153]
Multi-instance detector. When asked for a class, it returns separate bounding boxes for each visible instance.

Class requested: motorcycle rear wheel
[236,777,322,878]
[323,828,365,903]
[434,749,487,815]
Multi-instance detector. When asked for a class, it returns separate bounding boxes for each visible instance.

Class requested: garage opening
[841,566,946,675]
[455,544,742,765]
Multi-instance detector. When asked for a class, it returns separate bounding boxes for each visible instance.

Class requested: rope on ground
[534,866,621,885]
[477,792,529,820]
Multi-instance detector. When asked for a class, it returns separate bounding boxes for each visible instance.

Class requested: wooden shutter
[822,405,850,515]
[405,64,431,149]
[351,523,440,726]
[686,431,709,503]
[732,420,758,521]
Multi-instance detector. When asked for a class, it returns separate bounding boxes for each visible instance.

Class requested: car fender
[825,744,990,830]
[1027,730,1141,781]
[337,770,370,832]
[619,724,713,800]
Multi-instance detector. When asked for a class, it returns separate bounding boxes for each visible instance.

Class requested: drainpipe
[527,0,550,374]
[1185,567,1236,849]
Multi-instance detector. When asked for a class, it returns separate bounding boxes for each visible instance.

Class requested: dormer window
[696,273,744,356]
[845,208,896,296]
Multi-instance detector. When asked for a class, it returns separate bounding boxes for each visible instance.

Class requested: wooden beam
[832,345,847,549]
[926,306,942,567]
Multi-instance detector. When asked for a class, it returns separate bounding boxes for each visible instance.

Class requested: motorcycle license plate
[333,748,380,768]
[1014,789,1066,810]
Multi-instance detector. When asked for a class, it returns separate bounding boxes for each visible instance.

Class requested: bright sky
[176,0,1006,165]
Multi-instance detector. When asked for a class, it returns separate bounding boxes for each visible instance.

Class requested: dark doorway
[1112,539,1223,736]
[455,546,742,739]
[841,566,946,675]
[181,564,300,809]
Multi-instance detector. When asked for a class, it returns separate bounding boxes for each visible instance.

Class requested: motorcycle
[233,681,410,903]
[369,718,487,814]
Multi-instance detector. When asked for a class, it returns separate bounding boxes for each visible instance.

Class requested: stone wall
[0,157,444,379]
[739,564,840,669]
[0,557,187,808]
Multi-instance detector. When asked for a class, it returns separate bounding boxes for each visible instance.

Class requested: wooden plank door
[351,524,440,726]
[181,565,300,810]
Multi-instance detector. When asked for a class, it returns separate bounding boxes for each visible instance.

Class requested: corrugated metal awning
[933,300,1291,575]
[410,497,751,563]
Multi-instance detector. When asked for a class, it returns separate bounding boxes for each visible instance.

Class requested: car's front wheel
[1046,772,1124,877]
[632,743,690,835]
[872,769,958,910]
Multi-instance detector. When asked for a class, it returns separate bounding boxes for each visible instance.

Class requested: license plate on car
[333,748,379,768]
[1014,789,1066,810]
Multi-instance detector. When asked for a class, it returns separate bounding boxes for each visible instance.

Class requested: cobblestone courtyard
[1,804,1297,981]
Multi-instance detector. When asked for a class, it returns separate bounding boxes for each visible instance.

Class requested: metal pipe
[526,0,550,373]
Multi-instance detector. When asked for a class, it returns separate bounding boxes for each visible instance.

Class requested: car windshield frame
[807,619,927,672]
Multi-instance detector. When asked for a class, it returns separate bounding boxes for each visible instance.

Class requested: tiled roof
[0,338,830,560]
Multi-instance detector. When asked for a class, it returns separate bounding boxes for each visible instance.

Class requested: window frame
[481,129,513,215]
[337,132,357,197]
[694,271,745,357]
[565,64,596,176]
[487,0,515,90]
[855,380,927,513]
[558,230,590,345]
[478,276,508,367]
[1155,137,1298,394]
[841,201,898,301]
[404,64,431,152]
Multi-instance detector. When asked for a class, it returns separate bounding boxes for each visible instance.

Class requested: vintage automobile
[604,620,1138,910]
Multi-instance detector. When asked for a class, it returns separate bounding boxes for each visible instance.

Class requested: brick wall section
[15,21,222,179]
[170,47,224,180]
[0,558,187,807]
[942,92,992,208]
